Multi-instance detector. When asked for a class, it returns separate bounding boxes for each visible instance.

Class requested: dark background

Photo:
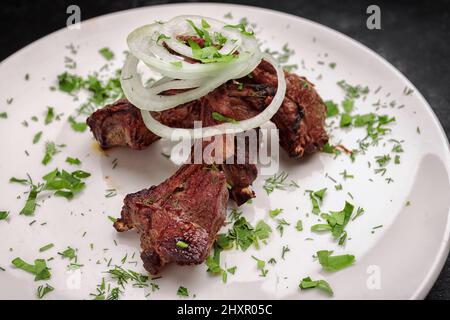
[1,0,449,299]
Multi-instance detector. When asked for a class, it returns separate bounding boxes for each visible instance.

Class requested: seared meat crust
[114,164,228,274]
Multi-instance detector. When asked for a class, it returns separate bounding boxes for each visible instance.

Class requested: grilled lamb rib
[249,60,328,157]
[86,98,200,150]
[87,62,328,156]
[114,164,228,274]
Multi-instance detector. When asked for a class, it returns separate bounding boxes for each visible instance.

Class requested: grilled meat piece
[249,60,328,157]
[87,62,328,157]
[199,84,263,205]
[86,99,159,150]
[114,164,228,274]
[87,98,201,150]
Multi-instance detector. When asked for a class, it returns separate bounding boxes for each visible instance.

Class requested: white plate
[0,3,449,300]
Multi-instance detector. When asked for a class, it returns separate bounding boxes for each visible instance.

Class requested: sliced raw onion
[121,51,262,111]
[120,15,286,140]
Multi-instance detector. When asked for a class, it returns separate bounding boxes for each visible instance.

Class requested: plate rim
[1,2,449,300]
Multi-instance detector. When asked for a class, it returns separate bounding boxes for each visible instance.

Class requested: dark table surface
[1,0,449,299]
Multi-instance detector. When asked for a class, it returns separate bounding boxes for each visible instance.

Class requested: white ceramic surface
[0,3,449,300]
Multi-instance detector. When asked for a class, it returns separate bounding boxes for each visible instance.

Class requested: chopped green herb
[375,154,391,167]
[42,168,89,200]
[340,170,354,180]
[90,278,106,300]
[311,224,332,232]
[37,284,54,299]
[337,80,369,100]
[375,168,387,176]
[281,245,290,259]
[321,143,338,155]
[99,47,114,60]
[11,257,51,281]
[224,23,254,36]
[68,116,87,132]
[251,256,268,277]
[263,171,289,194]
[351,207,364,221]
[0,112,7,119]
[228,217,256,251]
[284,64,298,72]
[392,144,404,153]
[66,157,81,165]
[313,188,327,201]
[340,113,352,127]
[68,263,84,270]
[105,188,117,198]
[201,18,211,29]
[212,112,239,124]
[71,170,91,179]
[59,247,76,260]
[58,72,83,93]
[299,276,333,296]
[254,220,272,240]
[342,99,354,113]
[353,113,376,127]
[309,188,327,214]
[57,71,123,111]
[295,220,303,231]
[269,208,283,218]
[44,107,55,125]
[227,266,237,274]
[186,19,210,44]
[325,100,339,117]
[39,243,54,252]
[177,286,189,297]
[276,219,290,236]
[316,201,354,243]
[156,33,170,43]
[176,241,189,249]
[403,87,414,96]
[33,131,43,144]
[42,142,61,165]
[0,211,9,221]
[20,184,43,216]
[205,244,224,276]
[106,265,149,289]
